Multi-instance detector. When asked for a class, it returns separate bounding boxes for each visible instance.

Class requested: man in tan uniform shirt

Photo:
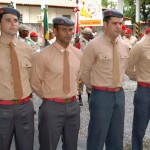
[78,27,94,106]
[81,9,129,150]
[126,14,150,150]
[30,17,82,150]
[0,7,34,150]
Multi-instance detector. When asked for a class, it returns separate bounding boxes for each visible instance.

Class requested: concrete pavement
[10,96,87,150]
[10,126,87,150]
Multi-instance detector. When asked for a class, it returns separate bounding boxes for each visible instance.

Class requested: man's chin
[10,32,17,36]
[65,40,71,44]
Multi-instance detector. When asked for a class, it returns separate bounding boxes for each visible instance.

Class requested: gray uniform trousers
[0,100,34,150]
[132,86,150,150]
[38,99,80,150]
[87,88,125,150]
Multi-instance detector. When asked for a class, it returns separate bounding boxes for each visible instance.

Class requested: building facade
[0,0,77,40]
[0,0,76,24]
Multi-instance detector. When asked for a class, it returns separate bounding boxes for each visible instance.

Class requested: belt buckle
[12,99,20,104]
[65,98,70,103]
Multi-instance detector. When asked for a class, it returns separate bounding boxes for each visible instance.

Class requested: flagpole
[41,0,49,47]
[43,5,49,47]
[73,0,81,49]
[41,1,45,47]
[73,0,80,37]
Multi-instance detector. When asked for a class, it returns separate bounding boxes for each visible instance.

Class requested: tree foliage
[101,0,150,23]
[124,0,150,23]
[101,0,117,9]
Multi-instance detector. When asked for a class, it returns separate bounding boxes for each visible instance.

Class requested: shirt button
[26,64,28,66]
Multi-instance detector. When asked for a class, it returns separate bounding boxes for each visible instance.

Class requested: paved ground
[10,94,87,150]
[10,126,86,150]
[10,76,150,150]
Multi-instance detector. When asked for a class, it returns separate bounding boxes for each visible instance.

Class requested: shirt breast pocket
[0,62,11,82]
[21,60,32,68]
[98,53,112,65]
[0,62,12,89]
[20,59,32,80]
[120,53,129,61]
[120,53,129,69]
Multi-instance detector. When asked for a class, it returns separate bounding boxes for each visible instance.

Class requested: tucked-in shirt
[0,38,33,100]
[81,34,129,88]
[126,35,150,82]
[30,41,83,99]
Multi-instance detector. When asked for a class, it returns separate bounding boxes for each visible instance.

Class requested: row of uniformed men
[0,6,150,150]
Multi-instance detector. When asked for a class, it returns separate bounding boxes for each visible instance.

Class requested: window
[37,15,42,22]
[19,14,23,23]
[62,15,71,19]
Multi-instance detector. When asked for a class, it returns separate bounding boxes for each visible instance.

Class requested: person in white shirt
[30,31,41,52]
[124,28,137,49]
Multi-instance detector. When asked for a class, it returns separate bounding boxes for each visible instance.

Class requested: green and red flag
[41,0,49,47]
[42,6,49,40]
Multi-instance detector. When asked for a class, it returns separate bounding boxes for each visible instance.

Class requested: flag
[42,6,49,40]
[73,6,80,37]
[41,5,49,47]
[8,1,14,8]
[73,6,80,49]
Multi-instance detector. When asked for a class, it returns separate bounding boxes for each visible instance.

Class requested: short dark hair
[0,15,2,23]
[148,20,150,27]
[103,16,112,23]
[53,24,59,29]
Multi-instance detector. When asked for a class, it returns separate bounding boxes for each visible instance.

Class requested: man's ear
[53,28,57,36]
[103,21,107,28]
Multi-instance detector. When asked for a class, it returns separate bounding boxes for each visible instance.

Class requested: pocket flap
[99,53,112,59]
[21,60,32,68]
[120,53,129,59]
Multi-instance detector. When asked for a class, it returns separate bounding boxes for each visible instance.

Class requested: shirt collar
[0,37,19,46]
[103,34,118,44]
[53,41,70,53]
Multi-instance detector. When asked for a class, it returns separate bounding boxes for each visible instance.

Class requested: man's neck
[0,35,16,45]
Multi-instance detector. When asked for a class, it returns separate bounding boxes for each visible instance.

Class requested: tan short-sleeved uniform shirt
[0,38,33,100]
[126,35,150,82]
[30,41,83,99]
[81,34,129,88]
